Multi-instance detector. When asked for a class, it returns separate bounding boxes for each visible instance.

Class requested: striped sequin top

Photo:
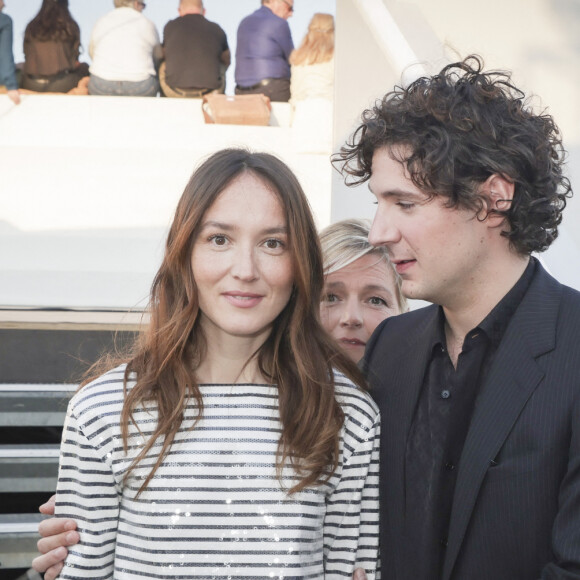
[55,364,380,579]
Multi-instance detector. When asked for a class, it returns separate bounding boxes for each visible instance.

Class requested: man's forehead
[369,147,408,182]
[372,144,409,163]
[368,146,434,201]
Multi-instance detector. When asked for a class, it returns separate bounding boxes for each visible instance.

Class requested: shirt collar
[432,256,537,350]
[477,256,536,346]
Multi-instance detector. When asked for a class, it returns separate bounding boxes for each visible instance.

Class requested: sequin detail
[55,365,381,579]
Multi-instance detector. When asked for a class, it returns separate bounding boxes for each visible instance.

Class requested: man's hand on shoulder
[353,568,368,580]
[32,495,80,580]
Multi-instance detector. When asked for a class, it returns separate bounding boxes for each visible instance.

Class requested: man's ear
[480,174,514,225]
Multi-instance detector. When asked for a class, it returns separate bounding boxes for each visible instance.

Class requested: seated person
[20,0,88,94]
[290,13,334,103]
[235,0,294,102]
[160,0,230,98]
[88,0,162,97]
[289,13,335,152]
[0,0,20,103]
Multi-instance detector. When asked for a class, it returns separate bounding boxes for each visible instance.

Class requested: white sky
[6,0,336,94]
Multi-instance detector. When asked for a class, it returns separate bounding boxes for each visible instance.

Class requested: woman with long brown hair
[45,149,380,579]
[21,0,88,93]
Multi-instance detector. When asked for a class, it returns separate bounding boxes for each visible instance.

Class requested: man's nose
[369,207,400,247]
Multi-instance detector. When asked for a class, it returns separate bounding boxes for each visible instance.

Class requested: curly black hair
[333,55,572,255]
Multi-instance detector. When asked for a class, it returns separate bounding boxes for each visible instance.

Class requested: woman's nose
[231,245,258,281]
[339,298,363,327]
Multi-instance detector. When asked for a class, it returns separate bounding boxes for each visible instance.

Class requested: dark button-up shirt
[163,14,229,90]
[403,258,536,579]
[235,5,293,86]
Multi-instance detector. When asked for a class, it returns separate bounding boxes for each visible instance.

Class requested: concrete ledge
[0,308,148,330]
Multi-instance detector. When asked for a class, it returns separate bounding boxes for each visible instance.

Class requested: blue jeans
[88,74,159,97]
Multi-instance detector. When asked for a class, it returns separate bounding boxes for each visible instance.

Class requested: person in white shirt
[88,0,162,97]
[31,149,380,580]
[289,13,335,152]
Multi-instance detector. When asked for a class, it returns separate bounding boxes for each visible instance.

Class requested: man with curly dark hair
[337,55,580,580]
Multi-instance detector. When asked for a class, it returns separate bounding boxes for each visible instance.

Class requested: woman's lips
[222,292,263,308]
[339,337,366,347]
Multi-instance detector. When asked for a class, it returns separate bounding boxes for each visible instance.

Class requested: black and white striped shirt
[55,365,380,579]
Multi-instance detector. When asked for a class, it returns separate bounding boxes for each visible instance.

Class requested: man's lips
[222,292,264,308]
[392,259,416,274]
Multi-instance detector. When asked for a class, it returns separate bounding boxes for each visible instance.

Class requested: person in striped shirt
[33,148,381,580]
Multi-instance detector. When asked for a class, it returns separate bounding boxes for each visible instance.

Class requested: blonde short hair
[320,218,407,312]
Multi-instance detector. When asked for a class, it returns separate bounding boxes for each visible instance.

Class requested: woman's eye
[323,293,339,303]
[369,296,388,307]
[264,238,284,250]
[209,235,227,246]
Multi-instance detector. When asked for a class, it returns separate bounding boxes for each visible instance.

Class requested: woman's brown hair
[83,148,366,496]
[289,13,334,67]
[25,0,80,43]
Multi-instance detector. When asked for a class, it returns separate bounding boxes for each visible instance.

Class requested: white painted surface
[0,95,333,308]
[332,0,580,292]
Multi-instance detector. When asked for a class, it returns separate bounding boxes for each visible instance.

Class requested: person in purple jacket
[235,0,294,102]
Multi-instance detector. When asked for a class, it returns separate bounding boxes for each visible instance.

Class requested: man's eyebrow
[369,186,426,200]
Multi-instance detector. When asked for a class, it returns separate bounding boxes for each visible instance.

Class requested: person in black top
[160,0,229,98]
[335,55,580,580]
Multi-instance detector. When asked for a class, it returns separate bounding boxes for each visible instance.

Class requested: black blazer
[365,262,580,579]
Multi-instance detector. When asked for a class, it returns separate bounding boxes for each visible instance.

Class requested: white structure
[0,96,333,309]
[331,0,580,291]
[1,0,578,311]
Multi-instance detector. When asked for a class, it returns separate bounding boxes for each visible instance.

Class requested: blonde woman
[320,219,407,363]
[289,13,334,152]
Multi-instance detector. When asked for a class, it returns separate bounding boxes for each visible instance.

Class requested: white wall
[0,95,333,308]
[331,0,580,291]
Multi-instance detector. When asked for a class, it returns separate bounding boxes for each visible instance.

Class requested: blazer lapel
[442,263,561,580]
[377,306,439,578]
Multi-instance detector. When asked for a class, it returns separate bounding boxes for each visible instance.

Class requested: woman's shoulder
[68,363,133,419]
[333,369,380,425]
